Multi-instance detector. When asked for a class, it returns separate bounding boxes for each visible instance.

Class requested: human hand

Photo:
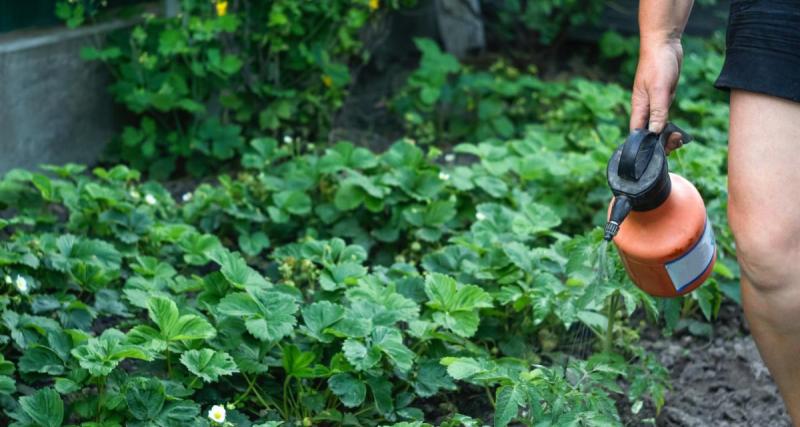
[630,39,686,154]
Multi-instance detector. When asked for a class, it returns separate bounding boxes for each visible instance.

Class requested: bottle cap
[606,123,692,211]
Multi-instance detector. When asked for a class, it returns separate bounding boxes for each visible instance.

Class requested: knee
[729,208,798,294]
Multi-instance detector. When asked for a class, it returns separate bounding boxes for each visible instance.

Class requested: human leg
[728,89,800,424]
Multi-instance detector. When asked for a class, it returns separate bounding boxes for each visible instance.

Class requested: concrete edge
[0,19,135,54]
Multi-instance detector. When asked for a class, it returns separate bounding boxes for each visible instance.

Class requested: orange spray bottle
[603,123,716,297]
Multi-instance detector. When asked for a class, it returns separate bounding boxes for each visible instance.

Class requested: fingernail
[648,122,662,133]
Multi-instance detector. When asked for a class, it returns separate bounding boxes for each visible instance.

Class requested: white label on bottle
[664,217,716,292]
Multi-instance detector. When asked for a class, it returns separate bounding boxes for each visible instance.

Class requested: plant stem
[252,381,286,419]
[96,376,106,422]
[485,386,495,407]
[165,347,173,378]
[681,297,695,318]
[233,373,259,406]
[283,375,292,419]
[604,294,619,353]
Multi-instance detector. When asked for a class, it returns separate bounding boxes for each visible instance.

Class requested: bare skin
[634,1,800,424]
[728,90,800,424]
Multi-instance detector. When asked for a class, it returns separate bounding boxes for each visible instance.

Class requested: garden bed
[647,302,790,426]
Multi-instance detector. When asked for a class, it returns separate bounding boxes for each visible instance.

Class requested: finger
[647,88,672,134]
[630,89,650,132]
[663,132,684,155]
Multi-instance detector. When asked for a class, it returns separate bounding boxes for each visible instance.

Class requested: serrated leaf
[424,273,493,337]
[301,301,345,343]
[414,360,457,397]
[494,385,526,427]
[209,248,270,289]
[440,357,485,380]
[147,296,216,343]
[342,338,381,371]
[218,288,297,342]
[18,388,63,427]
[72,330,152,377]
[328,373,366,408]
[180,349,238,383]
[366,376,394,415]
[282,344,322,378]
[18,346,64,375]
[0,376,15,395]
[155,400,200,425]
[126,377,165,421]
[372,326,414,372]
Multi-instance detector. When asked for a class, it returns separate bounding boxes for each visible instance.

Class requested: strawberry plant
[0,118,729,424]
[56,0,396,179]
[0,20,734,424]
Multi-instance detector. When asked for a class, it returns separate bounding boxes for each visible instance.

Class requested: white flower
[283,135,293,144]
[182,192,193,202]
[438,172,450,181]
[129,189,141,200]
[15,275,28,294]
[4,275,11,284]
[208,405,226,423]
[144,194,157,206]
[476,212,487,221]
[444,154,455,163]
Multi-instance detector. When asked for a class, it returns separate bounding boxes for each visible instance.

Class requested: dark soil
[623,302,792,427]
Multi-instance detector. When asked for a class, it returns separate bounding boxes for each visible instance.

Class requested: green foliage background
[0,0,735,426]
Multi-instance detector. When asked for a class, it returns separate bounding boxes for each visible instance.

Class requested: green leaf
[494,385,526,427]
[301,301,345,343]
[474,175,508,198]
[372,326,415,372]
[126,377,165,421]
[209,248,270,289]
[238,231,271,257]
[424,273,493,337]
[319,262,367,291]
[53,378,79,394]
[72,330,152,377]
[217,288,297,342]
[18,388,64,427]
[0,376,16,395]
[334,184,365,211]
[502,242,534,273]
[155,400,200,425]
[282,344,321,378]
[180,349,238,383]
[147,296,216,342]
[512,202,562,235]
[19,346,64,375]
[366,376,394,415]
[414,360,456,397]
[342,338,381,371]
[328,373,366,408]
[440,357,485,380]
[274,190,312,215]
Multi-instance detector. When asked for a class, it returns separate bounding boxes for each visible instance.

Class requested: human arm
[631,0,694,151]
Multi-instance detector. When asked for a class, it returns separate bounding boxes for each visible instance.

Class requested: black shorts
[714,0,800,103]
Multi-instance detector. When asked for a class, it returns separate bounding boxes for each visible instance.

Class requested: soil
[624,302,792,427]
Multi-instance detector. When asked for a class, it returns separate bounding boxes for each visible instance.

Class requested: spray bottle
[603,123,716,297]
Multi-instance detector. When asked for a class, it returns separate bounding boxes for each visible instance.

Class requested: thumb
[647,89,672,134]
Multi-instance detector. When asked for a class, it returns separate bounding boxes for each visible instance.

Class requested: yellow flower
[369,0,379,11]
[321,75,333,88]
[216,1,228,17]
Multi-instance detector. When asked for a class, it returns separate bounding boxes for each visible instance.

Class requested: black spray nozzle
[607,123,693,215]
[603,196,632,241]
